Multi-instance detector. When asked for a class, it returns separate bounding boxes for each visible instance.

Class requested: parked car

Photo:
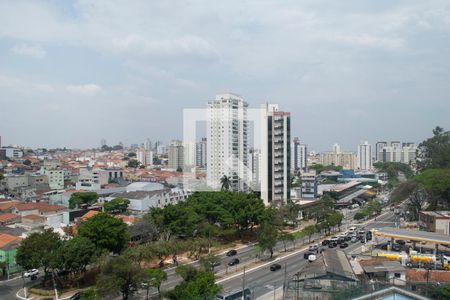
[322,240,330,246]
[351,237,358,243]
[392,244,401,251]
[270,264,282,271]
[228,258,240,266]
[309,244,319,252]
[328,242,337,248]
[337,238,345,244]
[24,269,39,278]
[340,243,349,249]
[226,249,237,256]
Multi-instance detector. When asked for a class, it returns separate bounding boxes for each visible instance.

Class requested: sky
[0,0,449,152]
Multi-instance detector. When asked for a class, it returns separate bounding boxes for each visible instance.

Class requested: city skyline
[1,1,449,150]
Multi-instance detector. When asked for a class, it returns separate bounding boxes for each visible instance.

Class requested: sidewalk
[16,287,81,300]
[257,286,284,300]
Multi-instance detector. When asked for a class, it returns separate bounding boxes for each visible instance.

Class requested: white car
[308,254,317,262]
[24,269,39,278]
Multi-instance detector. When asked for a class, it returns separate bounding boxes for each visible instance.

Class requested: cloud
[66,84,102,96]
[112,34,218,58]
[11,43,46,58]
[330,33,405,49]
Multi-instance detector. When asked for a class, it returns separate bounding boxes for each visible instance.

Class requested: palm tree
[220,175,231,191]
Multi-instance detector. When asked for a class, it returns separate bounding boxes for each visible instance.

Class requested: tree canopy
[416,126,450,171]
[167,266,221,300]
[104,198,130,214]
[78,213,129,254]
[69,192,99,209]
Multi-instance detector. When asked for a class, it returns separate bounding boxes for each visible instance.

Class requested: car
[24,269,39,278]
[392,244,401,251]
[344,236,352,241]
[328,243,337,248]
[270,264,282,271]
[358,230,366,235]
[337,238,345,244]
[340,243,349,249]
[70,292,81,300]
[309,244,318,252]
[322,240,330,246]
[351,237,358,243]
[226,249,237,256]
[396,240,406,245]
[330,236,339,242]
[304,252,315,259]
[308,254,317,262]
[228,258,240,266]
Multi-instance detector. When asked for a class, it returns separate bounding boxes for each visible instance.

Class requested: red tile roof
[406,269,450,283]
[0,201,20,211]
[14,203,66,213]
[81,210,99,221]
[22,214,46,222]
[0,213,20,223]
[0,233,22,249]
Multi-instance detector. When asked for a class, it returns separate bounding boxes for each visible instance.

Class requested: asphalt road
[218,209,396,299]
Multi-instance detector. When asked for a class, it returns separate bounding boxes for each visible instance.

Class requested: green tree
[220,175,231,191]
[58,236,96,276]
[128,152,136,157]
[302,225,316,242]
[127,159,141,169]
[69,192,99,209]
[104,198,130,214]
[278,231,295,252]
[16,229,61,283]
[257,223,279,258]
[143,268,167,298]
[168,267,221,300]
[414,168,450,209]
[199,253,221,272]
[354,211,368,220]
[78,213,128,254]
[429,284,450,300]
[416,126,450,171]
[327,211,344,231]
[23,159,32,166]
[96,256,144,300]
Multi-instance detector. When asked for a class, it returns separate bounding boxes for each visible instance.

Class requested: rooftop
[0,233,22,250]
[0,213,20,223]
[419,211,450,219]
[373,227,450,245]
[360,257,406,273]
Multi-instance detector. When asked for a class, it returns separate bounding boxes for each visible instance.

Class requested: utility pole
[242,266,246,300]
[283,263,287,300]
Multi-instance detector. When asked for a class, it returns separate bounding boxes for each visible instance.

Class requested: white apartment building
[377,142,416,164]
[249,148,261,190]
[206,93,248,191]
[2,147,23,159]
[136,147,153,167]
[260,104,291,205]
[195,138,207,169]
[375,141,388,162]
[357,141,372,170]
[41,167,64,190]
[292,137,307,171]
[319,143,357,170]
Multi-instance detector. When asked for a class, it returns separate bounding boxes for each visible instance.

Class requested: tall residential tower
[206,93,248,191]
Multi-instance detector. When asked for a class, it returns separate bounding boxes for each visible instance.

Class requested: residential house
[0,213,21,226]
[359,257,406,285]
[0,233,22,277]
[419,211,450,234]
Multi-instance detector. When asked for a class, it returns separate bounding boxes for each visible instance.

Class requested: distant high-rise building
[144,139,152,151]
[319,144,357,169]
[206,93,248,191]
[260,104,291,205]
[332,143,341,154]
[375,141,388,162]
[378,141,416,164]
[136,147,153,167]
[249,148,261,190]
[100,138,107,147]
[195,138,207,169]
[168,140,184,171]
[357,141,372,170]
[293,137,307,171]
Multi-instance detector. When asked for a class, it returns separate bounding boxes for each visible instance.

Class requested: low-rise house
[419,211,450,234]
[21,214,46,225]
[359,257,406,285]
[0,233,22,277]
[288,250,358,299]
[0,213,21,226]
[107,188,190,212]
[11,203,66,217]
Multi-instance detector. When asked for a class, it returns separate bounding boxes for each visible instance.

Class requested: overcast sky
[1,1,449,152]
